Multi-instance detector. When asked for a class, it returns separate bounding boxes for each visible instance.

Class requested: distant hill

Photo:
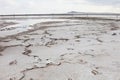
[67,11,120,15]
[67,11,85,14]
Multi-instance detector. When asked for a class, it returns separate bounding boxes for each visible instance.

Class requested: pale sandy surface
[0,18,120,80]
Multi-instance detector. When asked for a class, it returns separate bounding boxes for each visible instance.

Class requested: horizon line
[1,12,120,16]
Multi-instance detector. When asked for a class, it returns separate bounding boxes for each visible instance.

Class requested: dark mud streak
[0,22,17,29]
[22,62,62,72]
[0,23,82,41]
[19,62,62,79]
[109,22,120,30]
[19,53,89,79]
[19,73,25,80]
[96,38,103,43]
[0,45,23,52]
[60,17,120,21]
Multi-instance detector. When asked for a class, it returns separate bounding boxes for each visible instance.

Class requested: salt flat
[0,17,120,80]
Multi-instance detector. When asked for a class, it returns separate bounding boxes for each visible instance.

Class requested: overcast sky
[0,0,120,14]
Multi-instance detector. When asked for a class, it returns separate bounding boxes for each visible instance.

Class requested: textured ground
[0,18,120,80]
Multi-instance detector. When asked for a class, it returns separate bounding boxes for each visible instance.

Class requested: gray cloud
[87,0,120,6]
[0,0,120,14]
